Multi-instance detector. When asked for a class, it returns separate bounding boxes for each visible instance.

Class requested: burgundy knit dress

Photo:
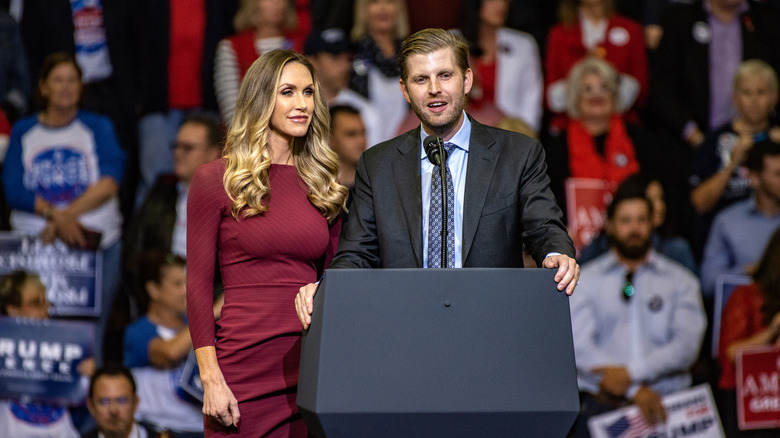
[187,159,340,437]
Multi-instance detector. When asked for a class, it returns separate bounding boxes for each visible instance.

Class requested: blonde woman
[214,0,300,123]
[349,0,410,140]
[187,50,347,437]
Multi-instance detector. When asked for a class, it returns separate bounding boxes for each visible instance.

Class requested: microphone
[423,135,446,166]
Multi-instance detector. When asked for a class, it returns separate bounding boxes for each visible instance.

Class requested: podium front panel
[298,268,579,437]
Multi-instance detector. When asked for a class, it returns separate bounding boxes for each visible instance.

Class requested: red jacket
[545,15,648,112]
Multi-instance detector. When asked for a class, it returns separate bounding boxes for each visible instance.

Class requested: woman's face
[480,0,509,28]
[253,0,287,28]
[366,0,398,34]
[577,72,615,120]
[269,62,315,146]
[645,180,666,229]
[6,281,49,320]
[40,62,82,112]
[733,74,778,127]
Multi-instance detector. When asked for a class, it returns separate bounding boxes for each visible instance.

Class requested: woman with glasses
[544,57,655,221]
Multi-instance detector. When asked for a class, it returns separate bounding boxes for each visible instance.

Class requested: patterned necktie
[427,142,456,268]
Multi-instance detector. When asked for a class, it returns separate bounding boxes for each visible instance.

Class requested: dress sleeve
[186,163,224,349]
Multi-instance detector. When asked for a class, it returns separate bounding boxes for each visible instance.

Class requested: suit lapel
[462,119,498,264]
[392,128,424,267]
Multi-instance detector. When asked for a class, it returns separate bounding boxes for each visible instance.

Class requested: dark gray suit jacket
[329,117,574,269]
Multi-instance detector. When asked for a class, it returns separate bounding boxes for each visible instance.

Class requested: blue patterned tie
[427,142,456,268]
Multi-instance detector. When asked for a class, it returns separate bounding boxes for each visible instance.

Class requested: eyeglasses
[94,396,132,409]
[622,271,635,302]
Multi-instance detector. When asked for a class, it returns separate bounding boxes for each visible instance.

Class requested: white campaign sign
[588,385,724,438]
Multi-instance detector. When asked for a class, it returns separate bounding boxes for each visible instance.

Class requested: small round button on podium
[444,300,451,307]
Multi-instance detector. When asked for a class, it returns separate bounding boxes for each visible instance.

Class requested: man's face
[172,122,221,183]
[87,375,138,438]
[607,199,653,261]
[751,155,780,206]
[311,52,352,93]
[400,48,472,140]
[330,112,367,167]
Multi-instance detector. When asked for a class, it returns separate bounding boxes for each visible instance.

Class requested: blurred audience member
[127,113,223,261]
[305,27,385,146]
[405,0,462,34]
[0,8,29,126]
[545,57,654,218]
[123,252,202,436]
[1,52,125,364]
[215,0,301,124]
[0,270,88,438]
[310,0,355,35]
[690,60,780,253]
[459,0,543,132]
[569,189,706,436]
[134,0,237,204]
[717,225,780,438]
[18,0,136,159]
[701,140,780,299]
[329,105,367,190]
[84,365,148,438]
[545,0,648,133]
[579,173,698,273]
[350,0,410,140]
[650,0,780,150]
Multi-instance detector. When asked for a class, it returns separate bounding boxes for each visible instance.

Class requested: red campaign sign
[736,346,780,430]
[564,178,617,252]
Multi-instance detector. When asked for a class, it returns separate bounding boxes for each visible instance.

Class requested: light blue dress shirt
[420,113,471,268]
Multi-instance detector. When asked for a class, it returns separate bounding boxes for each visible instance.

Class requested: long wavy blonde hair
[223,50,347,223]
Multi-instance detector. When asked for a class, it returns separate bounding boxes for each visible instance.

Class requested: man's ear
[463,68,473,95]
[399,79,411,104]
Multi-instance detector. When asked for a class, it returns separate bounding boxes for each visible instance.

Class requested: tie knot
[443,142,456,161]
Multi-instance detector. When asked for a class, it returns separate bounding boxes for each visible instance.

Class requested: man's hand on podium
[296,283,318,330]
[543,254,580,296]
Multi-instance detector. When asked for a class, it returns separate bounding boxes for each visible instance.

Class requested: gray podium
[297,268,579,437]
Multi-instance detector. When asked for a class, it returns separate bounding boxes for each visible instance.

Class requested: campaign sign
[179,350,203,402]
[588,384,724,438]
[565,178,616,252]
[711,274,752,358]
[0,318,93,405]
[0,232,102,316]
[736,346,780,430]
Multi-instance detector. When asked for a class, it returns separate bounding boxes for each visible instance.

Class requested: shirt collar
[419,111,471,160]
[704,0,749,18]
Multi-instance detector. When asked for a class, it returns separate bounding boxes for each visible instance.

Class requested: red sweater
[718,283,767,390]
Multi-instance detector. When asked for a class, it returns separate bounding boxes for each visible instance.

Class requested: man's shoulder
[713,198,753,224]
[361,128,418,160]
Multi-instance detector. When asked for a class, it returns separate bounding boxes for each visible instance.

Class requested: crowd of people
[1,0,780,437]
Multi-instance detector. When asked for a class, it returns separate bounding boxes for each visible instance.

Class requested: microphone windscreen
[423,135,443,166]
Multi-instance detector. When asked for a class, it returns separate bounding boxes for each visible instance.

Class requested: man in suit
[296,28,579,328]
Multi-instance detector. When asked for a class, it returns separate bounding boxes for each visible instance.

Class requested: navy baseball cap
[304,28,350,55]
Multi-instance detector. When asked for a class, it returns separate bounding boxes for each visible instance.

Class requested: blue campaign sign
[0,232,102,317]
[179,350,203,402]
[0,318,94,405]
